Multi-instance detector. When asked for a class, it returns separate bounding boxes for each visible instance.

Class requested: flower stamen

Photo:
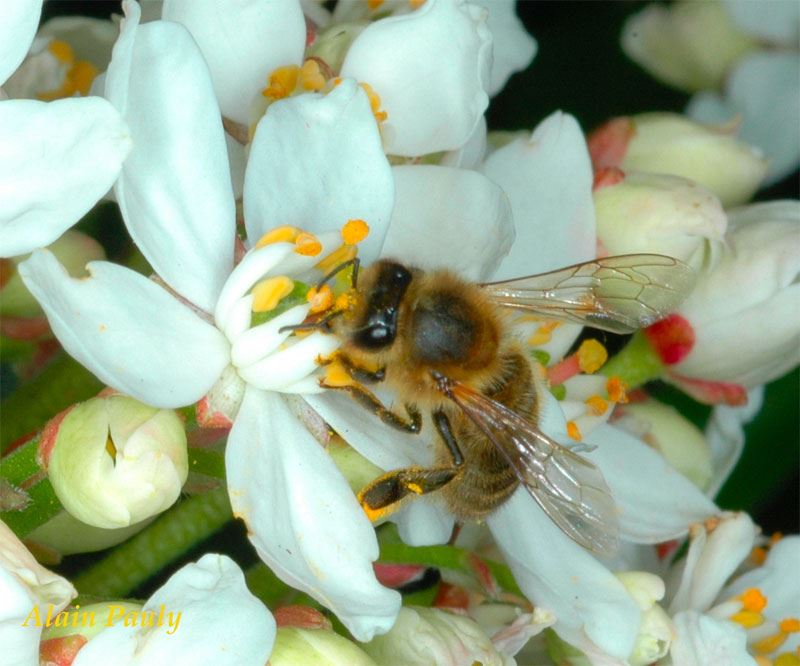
[342,218,370,245]
[577,339,608,373]
[294,232,323,256]
[252,276,294,312]
[256,226,300,248]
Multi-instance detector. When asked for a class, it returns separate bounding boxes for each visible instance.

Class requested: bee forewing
[444,380,619,557]
[482,254,696,334]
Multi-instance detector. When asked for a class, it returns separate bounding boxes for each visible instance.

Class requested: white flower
[306,112,718,660]
[72,554,275,666]
[0,518,76,666]
[163,0,494,156]
[38,393,188,529]
[0,0,131,258]
[19,2,399,641]
[669,201,800,390]
[663,513,800,665]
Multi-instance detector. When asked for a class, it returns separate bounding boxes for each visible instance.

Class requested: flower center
[37,40,99,100]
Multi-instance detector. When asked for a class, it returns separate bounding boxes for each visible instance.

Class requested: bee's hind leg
[358,409,465,521]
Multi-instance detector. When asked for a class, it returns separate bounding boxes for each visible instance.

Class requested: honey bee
[306,254,694,556]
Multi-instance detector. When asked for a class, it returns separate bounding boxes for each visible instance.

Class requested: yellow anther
[566,421,582,441]
[407,482,423,495]
[780,619,800,633]
[256,225,299,248]
[755,657,772,666]
[752,546,768,565]
[577,339,608,374]
[299,59,326,92]
[585,395,609,416]
[294,232,323,256]
[105,436,117,461]
[322,361,355,388]
[754,632,790,655]
[770,532,784,545]
[316,243,357,274]
[367,0,384,10]
[70,60,99,96]
[307,284,334,314]
[730,610,764,629]
[262,65,299,100]
[359,82,388,123]
[740,588,768,613]
[775,653,800,666]
[48,39,74,64]
[528,322,560,347]
[252,276,294,312]
[606,376,629,403]
[342,219,370,245]
[409,0,426,7]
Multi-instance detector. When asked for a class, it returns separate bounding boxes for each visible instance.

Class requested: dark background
[40,0,798,537]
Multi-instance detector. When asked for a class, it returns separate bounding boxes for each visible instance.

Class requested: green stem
[600,330,664,390]
[73,488,232,598]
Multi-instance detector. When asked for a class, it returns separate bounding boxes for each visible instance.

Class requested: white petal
[393,500,455,547]
[723,0,800,45]
[669,610,754,666]
[382,165,514,281]
[244,80,394,264]
[705,387,764,498]
[341,0,492,156]
[106,6,235,312]
[0,519,76,666]
[162,0,305,125]
[687,52,800,185]
[18,251,230,408]
[0,0,42,86]
[721,536,800,627]
[669,512,757,614]
[74,555,275,666]
[586,424,718,543]
[488,491,641,660]
[481,111,597,280]
[226,388,401,641]
[0,97,131,257]
[471,0,537,96]
[440,115,488,169]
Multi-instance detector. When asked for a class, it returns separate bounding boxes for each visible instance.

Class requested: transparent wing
[482,254,696,333]
[436,375,619,556]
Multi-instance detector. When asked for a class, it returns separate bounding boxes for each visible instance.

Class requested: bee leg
[321,378,421,433]
[357,410,465,521]
[337,354,386,384]
[358,467,459,521]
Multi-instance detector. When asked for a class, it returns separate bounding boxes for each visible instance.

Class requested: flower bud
[594,171,727,268]
[615,399,713,490]
[361,606,509,665]
[615,572,675,666]
[1,230,105,319]
[0,519,76,665]
[670,201,800,389]
[40,393,188,529]
[270,626,375,666]
[589,114,768,207]
[621,0,756,93]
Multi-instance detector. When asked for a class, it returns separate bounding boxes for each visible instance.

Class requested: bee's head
[351,260,412,350]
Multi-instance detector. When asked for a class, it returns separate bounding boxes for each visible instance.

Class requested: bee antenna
[278,310,343,334]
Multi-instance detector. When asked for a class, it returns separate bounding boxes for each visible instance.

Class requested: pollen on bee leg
[307,284,334,314]
[577,339,608,374]
[342,219,369,245]
[256,225,300,248]
[321,360,355,388]
[566,421,582,441]
[295,232,322,256]
[252,276,294,312]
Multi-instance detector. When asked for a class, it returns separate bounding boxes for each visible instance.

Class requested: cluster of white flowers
[0,1,797,665]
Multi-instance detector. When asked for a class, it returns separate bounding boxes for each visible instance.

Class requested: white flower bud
[26,511,154,556]
[672,201,800,388]
[615,572,675,666]
[621,0,756,93]
[41,393,188,529]
[270,626,376,666]
[615,399,713,490]
[1,229,105,318]
[594,171,727,268]
[0,519,76,665]
[361,606,511,666]
[591,113,768,207]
